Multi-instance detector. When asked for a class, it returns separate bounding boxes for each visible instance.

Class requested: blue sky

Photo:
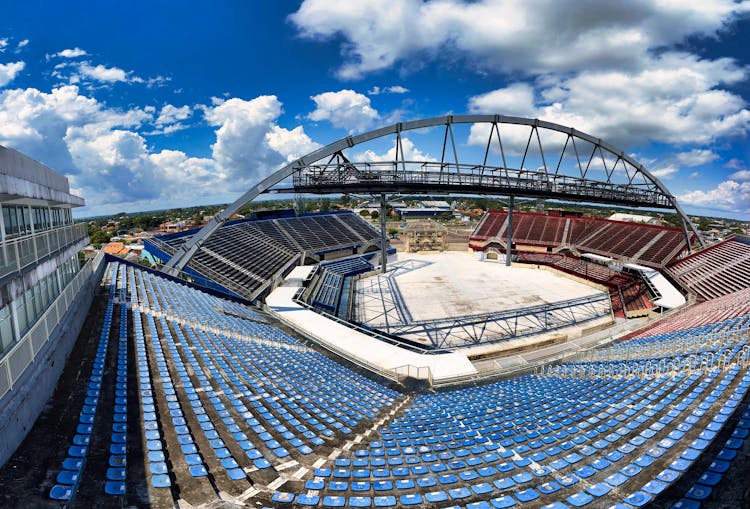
[0,1,748,219]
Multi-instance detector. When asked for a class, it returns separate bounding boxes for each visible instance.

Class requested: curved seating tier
[471,211,687,267]
[668,237,750,301]
[156,212,383,301]
[30,261,750,507]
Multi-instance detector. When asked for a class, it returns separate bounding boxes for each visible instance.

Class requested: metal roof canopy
[163,115,702,274]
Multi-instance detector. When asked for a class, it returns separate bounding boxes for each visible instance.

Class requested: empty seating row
[471,211,688,266]
[49,295,115,500]
[110,262,400,505]
[154,212,383,301]
[50,263,127,501]
[276,363,750,507]
[517,253,654,317]
[668,237,750,301]
[623,288,750,340]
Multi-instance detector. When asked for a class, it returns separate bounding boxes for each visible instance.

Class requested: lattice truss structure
[162,116,700,274]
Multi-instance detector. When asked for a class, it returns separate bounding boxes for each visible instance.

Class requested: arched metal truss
[163,115,702,274]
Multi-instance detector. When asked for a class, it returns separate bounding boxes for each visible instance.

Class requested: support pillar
[680,217,693,254]
[506,196,514,266]
[380,193,388,273]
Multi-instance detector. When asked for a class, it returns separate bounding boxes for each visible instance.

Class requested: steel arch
[163,115,701,274]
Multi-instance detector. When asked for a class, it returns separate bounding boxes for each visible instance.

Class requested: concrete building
[608,212,661,225]
[0,145,103,465]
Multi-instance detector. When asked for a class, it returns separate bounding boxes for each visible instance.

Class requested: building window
[2,205,33,238]
[0,306,13,355]
[32,207,50,232]
[12,297,28,338]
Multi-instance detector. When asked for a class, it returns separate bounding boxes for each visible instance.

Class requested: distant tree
[698,217,711,231]
[341,193,351,206]
[359,210,371,217]
[660,214,681,228]
[89,228,110,247]
[370,210,379,220]
[388,228,399,237]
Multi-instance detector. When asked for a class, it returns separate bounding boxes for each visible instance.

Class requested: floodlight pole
[506,196,514,266]
[380,193,388,273]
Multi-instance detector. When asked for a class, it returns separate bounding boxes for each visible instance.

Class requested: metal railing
[292,161,674,208]
[0,222,88,281]
[0,250,105,400]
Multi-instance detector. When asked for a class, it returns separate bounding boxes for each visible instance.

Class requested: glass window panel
[0,306,14,354]
[13,298,27,337]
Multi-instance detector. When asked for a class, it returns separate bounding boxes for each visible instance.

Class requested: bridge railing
[290,161,673,208]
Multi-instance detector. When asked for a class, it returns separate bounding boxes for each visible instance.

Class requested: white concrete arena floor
[356,251,605,324]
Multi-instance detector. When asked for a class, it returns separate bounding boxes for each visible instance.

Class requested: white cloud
[368,85,409,95]
[65,127,163,202]
[0,39,7,52]
[0,81,320,215]
[0,61,24,87]
[726,158,745,170]
[77,63,130,83]
[360,136,435,163]
[56,47,87,58]
[0,85,152,201]
[265,125,321,162]
[308,89,379,133]
[466,53,750,149]
[16,39,29,50]
[155,104,191,126]
[0,85,146,162]
[290,0,750,79]
[145,75,170,88]
[674,149,719,167]
[650,166,679,179]
[50,60,157,88]
[730,170,750,181]
[468,83,537,117]
[204,95,282,178]
[680,180,750,214]
[204,95,317,183]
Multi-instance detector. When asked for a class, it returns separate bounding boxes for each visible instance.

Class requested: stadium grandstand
[469,210,689,268]
[1,116,750,509]
[144,211,383,302]
[667,236,750,302]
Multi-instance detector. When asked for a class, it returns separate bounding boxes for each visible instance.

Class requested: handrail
[0,250,105,400]
[0,222,88,281]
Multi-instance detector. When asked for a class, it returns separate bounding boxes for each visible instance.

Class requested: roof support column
[380,193,388,273]
[680,216,693,255]
[506,196,514,266]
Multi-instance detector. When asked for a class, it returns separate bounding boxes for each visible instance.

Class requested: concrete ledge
[266,266,477,383]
